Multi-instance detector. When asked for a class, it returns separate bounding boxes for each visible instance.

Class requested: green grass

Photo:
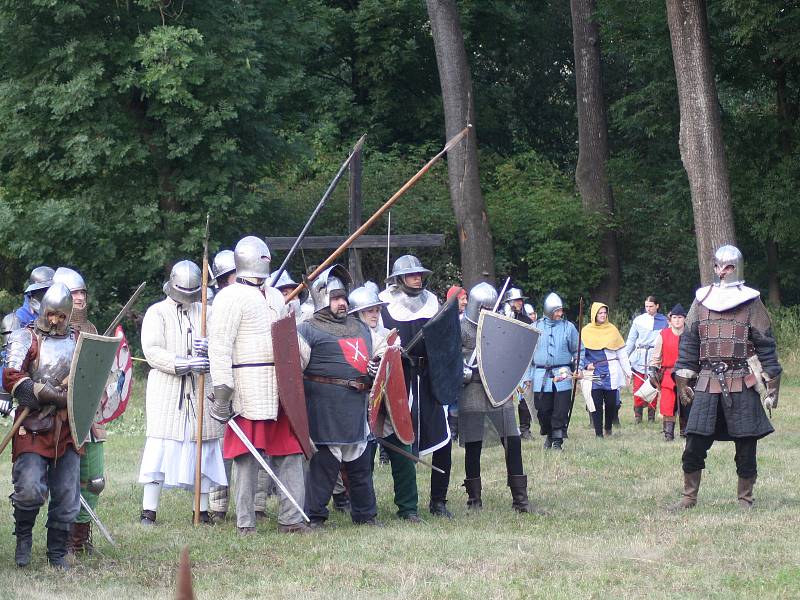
[0,360,799,599]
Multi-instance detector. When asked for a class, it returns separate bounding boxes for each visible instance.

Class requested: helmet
[164,260,202,305]
[273,270,299,289]
[52,267,86,292]
[524,303,535,317]
[24,266,54,294]
[388,255,432,279]
[543,292,563,319]
[363,281,381,296]
[1,313,15,347]
[464,282,498,324]
[504,287,527,303]
[211,250,236,285]
[347,285,388,314]
[35,282,73,335]
[713,244,745,288]
[234,236,271,280]
[309,265,353,313]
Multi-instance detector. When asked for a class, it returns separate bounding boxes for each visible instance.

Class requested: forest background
[1,0,799,330]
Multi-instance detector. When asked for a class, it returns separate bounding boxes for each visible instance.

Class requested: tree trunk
[570,0,620,306]
[425,0,495,288]
[665,0,736,285]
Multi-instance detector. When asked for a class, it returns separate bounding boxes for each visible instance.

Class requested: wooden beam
[266,234,445,251]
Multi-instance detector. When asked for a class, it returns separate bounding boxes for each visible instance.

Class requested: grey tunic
[458,319,519,445]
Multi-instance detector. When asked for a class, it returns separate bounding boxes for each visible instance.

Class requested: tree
[425,0,495,287]
[665,0,736,284]
[570,0,621,306]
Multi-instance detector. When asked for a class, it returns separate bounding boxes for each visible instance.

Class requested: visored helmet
[543,292,563,319]
[712,244,745,288]
[347,285,388,315]
[234,236,271,280]
[35,282,73,335]
[52,267,86,292]
[464,282,498,325]
[164,260,202,305]
[309,265,353,313]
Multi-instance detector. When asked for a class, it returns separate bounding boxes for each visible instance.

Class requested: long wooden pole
[193,214,211,526]
[0,408,29,457]
[285,125,471,302]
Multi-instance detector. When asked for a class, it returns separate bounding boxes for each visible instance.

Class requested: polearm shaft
[269,134,367,288]
[285,125,472,303]
[193,214,211,526]
[0,408,29,457]
[227,418,310,522]
[570,297,585,406]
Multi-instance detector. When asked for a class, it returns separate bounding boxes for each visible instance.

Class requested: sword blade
[79,494,116,545]
[375,436,445,474]
[227,418,310,522]
[103,281,147,336]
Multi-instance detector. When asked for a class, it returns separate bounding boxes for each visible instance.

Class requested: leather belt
[304,374,370,392]
[232,362,275,369]
[708,362,737,408]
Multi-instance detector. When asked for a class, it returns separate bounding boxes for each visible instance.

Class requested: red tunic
[2,329,79,462]
[222,407,302,460]
[658,327,681,417]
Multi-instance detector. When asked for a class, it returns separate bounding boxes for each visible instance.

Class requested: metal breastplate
[30,332,76,385]
[697,304,753,362]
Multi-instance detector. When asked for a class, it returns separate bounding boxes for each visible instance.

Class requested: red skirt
[223,409,302,460]
[659,367,677,417]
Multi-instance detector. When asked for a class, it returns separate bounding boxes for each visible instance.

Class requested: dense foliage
[1,0,799,324]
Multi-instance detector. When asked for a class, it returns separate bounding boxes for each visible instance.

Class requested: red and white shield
[97,325,134,425]
[337,337,369,374]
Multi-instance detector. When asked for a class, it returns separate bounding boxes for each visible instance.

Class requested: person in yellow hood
[580,303,632,437]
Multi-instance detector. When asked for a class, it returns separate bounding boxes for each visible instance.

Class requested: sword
[79,494,116,545]
[227,417,310,522]
[103,281,147,336]
[375,436,445,474]
[465,277,511,369]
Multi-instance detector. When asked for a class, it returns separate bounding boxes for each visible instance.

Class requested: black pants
[305,445,377,523]
[682,434,758,478]
[429,441,452,503]
[518,400,532,433]
[464,437,524,479]
[534,388,571,435]
[590,388,618,435]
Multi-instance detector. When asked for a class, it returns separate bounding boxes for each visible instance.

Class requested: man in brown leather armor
[672,245,781,510]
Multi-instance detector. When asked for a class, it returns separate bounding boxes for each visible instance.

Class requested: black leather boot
[508,475,543,514]
[46,527,70,570]
[13,508,37,568]
[463,478,482,511]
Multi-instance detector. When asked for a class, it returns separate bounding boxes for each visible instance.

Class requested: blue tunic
[532,318,579,393]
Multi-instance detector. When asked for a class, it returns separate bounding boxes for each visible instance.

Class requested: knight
[672,245,781,510]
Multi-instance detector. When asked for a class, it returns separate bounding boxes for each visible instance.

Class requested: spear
[269,134,367,288]
[193,214,211,526]
[284,125,472,302]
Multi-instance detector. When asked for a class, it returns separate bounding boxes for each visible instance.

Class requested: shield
[272,315,314,459]
[421,298,463,406]
[477,311,541,407]
[67,331,123,447]
[369,332,414,445]
[97,326,133,425]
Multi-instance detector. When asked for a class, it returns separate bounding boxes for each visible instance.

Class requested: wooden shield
[369,332,414,445]
[477,311,540,407]
[271,315,314,459]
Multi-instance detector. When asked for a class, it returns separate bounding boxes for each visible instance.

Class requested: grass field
[0,360,798,600]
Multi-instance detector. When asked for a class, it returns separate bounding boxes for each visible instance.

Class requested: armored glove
[13,379,40,412]
[208,384,234,423]
[367,357,380,378]
[674,373,695,407]
[762,374,781,411]
[34,381,68,408]
[175,356,210,376]
[648,366,663,388]
[462,365,474,385]
[192,337,209,357]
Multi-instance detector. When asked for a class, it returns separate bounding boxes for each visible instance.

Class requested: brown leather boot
[737,476,756,510]
[508,475,546,514]
[68,522,92,555]
[647,407,656,422]
[669,470,701,511]
[664,421,675,442]
[634,406,643,424]
[463,478,482,511]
